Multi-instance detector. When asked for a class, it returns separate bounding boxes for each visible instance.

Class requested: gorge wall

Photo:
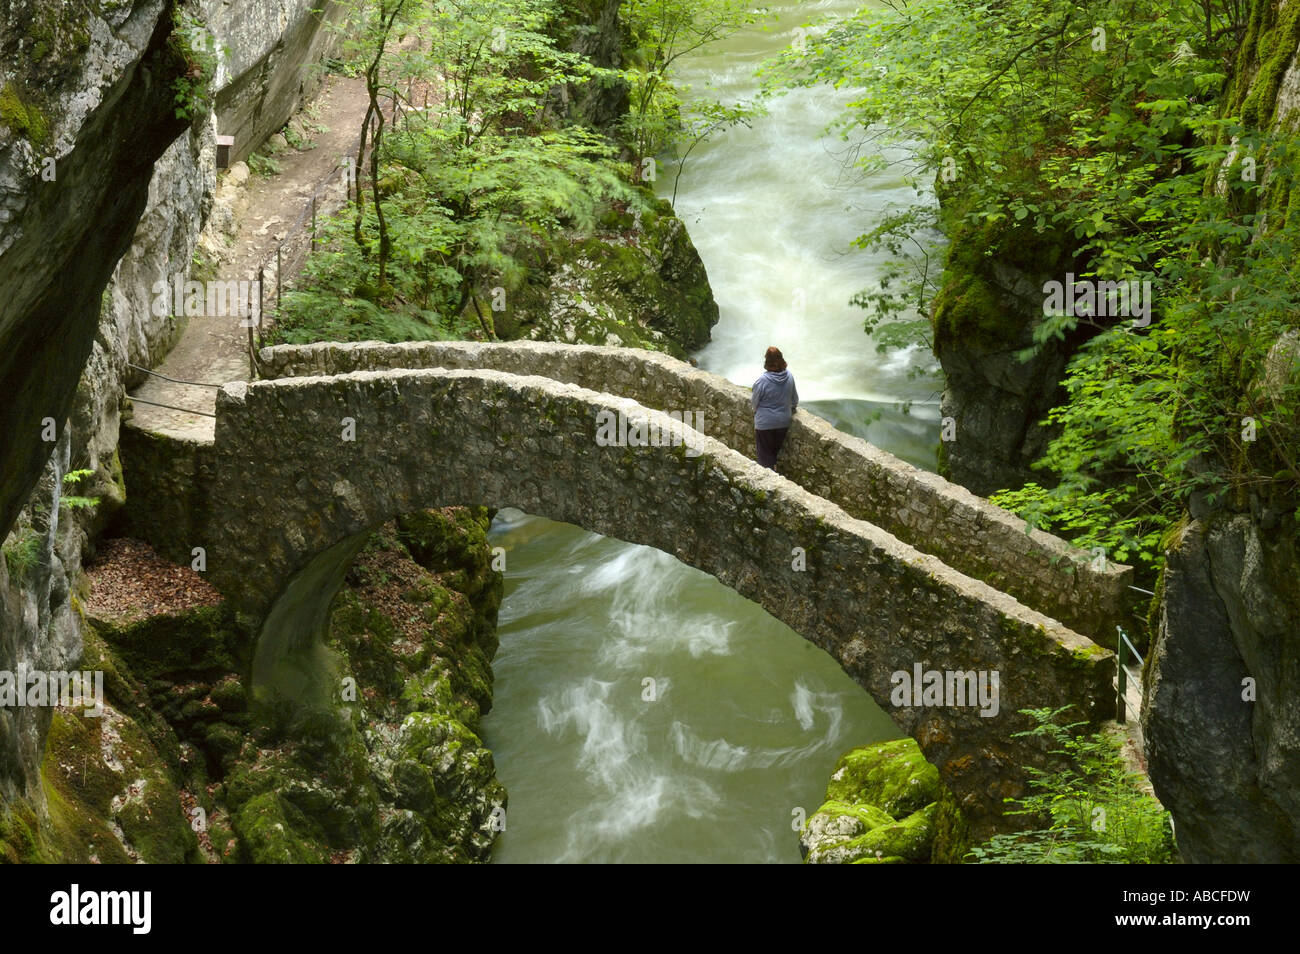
[1140,0,1300,862]
[932,0,1300,860]
[1,0,339,810]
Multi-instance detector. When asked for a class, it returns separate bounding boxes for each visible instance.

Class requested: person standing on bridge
[751,346,798,469]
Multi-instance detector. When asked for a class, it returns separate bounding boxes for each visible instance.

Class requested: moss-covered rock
[222,508,506,863]
[38,704,200,864]
[231,792,332,864]
[11,507,505,864]
[0,799,51,864]
[824,738,943,818]
[0,81,49,147]
[802,738,969,864]
[498,188,719,358]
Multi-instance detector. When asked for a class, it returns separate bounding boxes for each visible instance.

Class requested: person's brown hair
[764,346,787,372]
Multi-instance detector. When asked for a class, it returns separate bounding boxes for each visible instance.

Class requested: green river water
[481,0,944,863]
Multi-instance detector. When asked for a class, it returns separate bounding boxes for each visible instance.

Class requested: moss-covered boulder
[801,738,970,864]
[219,508,507,863]
[825,738,944,818]
[497,189,719,358]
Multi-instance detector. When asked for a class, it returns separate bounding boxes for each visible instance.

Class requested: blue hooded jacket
[751,369,798,430]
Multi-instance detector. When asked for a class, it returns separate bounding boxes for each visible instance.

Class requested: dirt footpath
[129,73,371,441]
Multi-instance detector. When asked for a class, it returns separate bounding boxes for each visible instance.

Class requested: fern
[967,707,1175,864]
[60,468,99,512]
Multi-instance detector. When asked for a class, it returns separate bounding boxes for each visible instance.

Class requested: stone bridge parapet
[257,340,1133,638]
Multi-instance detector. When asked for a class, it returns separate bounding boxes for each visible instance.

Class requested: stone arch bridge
[123,341,1130,835]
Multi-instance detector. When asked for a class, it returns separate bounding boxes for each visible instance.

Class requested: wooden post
[216,135,235,169]
[311,195,317,252]
[257,266,264,346]
[276,246,282,309]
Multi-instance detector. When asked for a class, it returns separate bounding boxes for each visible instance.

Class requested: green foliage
[282,124,314,151]
[278,0,647,342]
[619,0,769,170]
[272,203,470,343]
[169,8,221,122]
[764,0,1299,595]
[60,468,98,512]
[2,530,41,579]
[967,707,1175,864]
[246,149,282,178]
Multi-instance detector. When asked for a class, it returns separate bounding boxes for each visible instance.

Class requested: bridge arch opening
[248,503,905,863]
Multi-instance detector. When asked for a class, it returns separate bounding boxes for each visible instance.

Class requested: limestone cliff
[0,0,190,547]
[1144,514,1300,862]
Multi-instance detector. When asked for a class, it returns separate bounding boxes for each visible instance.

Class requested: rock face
[930,218,1078,498]
[935,316,1075,500]
[505,195,720,358]
[0,0,190,545]
[1141,0,1300,862]
[205,0,345,163]
[1144,516,1300,862]
[0,433,84,806]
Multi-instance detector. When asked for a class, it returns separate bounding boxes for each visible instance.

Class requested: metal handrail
[1116,624,1145,724]
[126,362,221,388]
[127,397,216,418]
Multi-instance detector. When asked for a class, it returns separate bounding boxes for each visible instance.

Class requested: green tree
[763,0,1298,595]
[619,0,768,171]
[277,0,643,342]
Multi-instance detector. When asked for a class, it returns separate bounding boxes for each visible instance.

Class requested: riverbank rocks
[0,508,506,863]
[800,739,970,864]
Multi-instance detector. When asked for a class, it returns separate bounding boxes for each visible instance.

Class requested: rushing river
[482,0,943,863]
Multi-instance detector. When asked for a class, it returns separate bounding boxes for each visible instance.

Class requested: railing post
[1116,625,1128,724]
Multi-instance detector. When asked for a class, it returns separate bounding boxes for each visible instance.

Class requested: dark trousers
[755,427,789,469]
